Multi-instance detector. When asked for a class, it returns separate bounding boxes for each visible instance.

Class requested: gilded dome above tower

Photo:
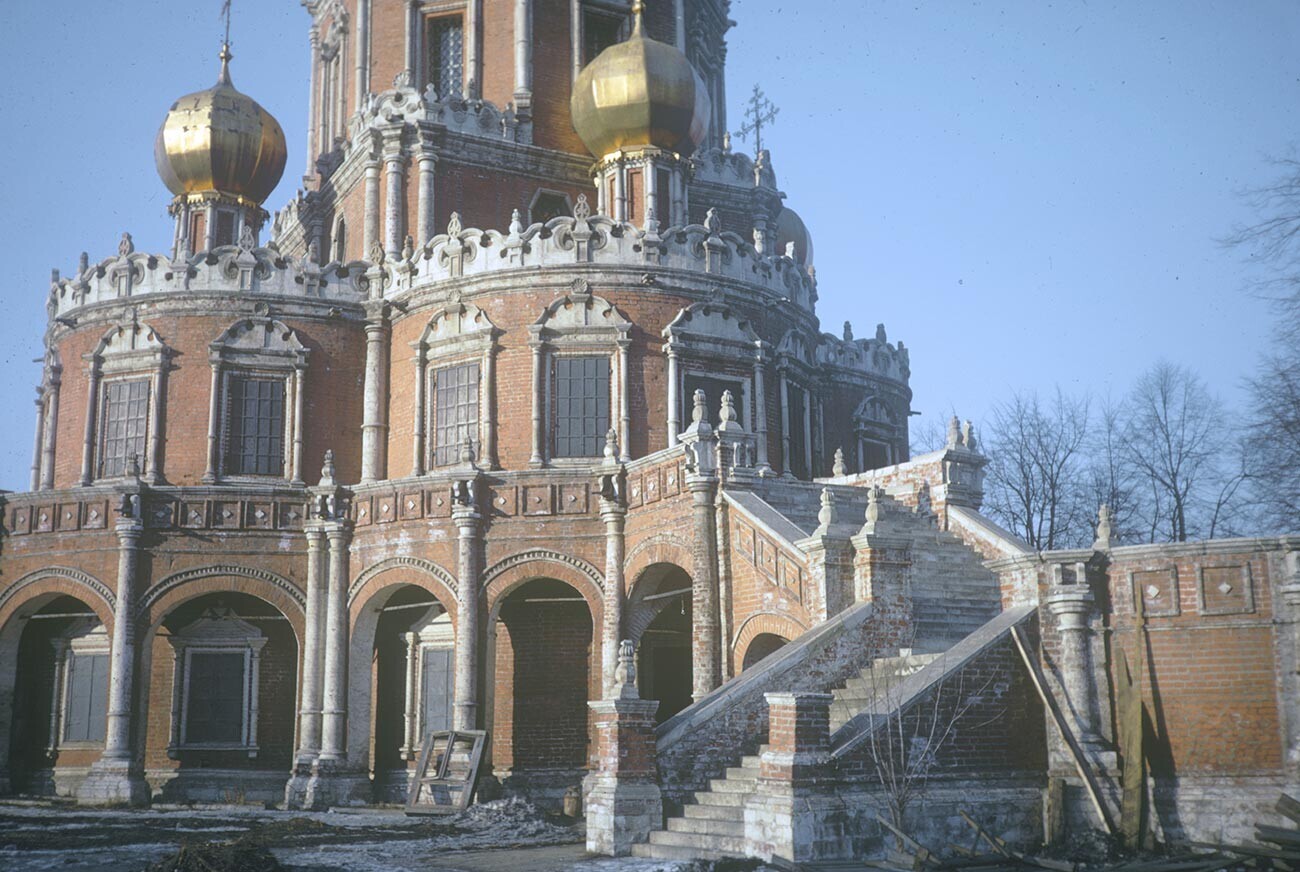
[571,1,711,160]
[154,45,287,207]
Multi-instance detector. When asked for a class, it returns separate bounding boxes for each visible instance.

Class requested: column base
[303,760,370,810]
[77,759,151,807]
[284,755,317,809]
[584,776,663,857]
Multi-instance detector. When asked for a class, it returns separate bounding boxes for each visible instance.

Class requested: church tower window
[583,10,623,66]
[432,361,480,467]
[98,379,150,480]
[425,15,464,100]
[553,355,611,458]
[224,376,286,477]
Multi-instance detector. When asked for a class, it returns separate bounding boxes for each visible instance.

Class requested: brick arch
[625,562,694,644]
[731,611,808,673]
[140,565,306,639]
[623,534,694,598]
[348,556,458,618]
[0,567,115,633]
[483,550,604,624]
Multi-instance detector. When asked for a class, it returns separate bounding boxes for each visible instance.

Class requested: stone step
[667,816,746,837]
[631,841,731,861]
[709,776,758,793]
[725,764,760,780]
[694,789,746,808]
[683,802,744,822]
[648,828,747,855]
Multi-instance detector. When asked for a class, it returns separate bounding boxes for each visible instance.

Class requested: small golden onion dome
[154,45,288,206]
[571,2,710,160]
[774,207,814,267]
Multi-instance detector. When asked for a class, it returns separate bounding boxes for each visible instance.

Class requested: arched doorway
[742,632,789,671]
[487,577,594,802]
[3,594,108,796]
[626,562,693,724]
[141,592,298,803]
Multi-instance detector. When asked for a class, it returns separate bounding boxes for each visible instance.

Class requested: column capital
[114,517,144,544]
[363,299,392,325]
[599,501,627,524]
[1045,584,1094,618]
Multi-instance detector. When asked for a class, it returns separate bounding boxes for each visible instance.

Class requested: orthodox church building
[2,0,1297,863]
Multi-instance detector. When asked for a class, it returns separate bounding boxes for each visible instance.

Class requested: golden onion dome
[774,206,814,267]
[571,2,710,160]
[154,46,287,206]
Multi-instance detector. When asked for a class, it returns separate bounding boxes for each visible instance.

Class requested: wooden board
[405,729,488,815]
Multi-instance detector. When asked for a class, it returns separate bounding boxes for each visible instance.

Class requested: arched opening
[366,585,454,803]
[142,592,297,803]
[742,633,790,671]
[489,577,594,799]
[3,595,107,796]
[627,562,693,725]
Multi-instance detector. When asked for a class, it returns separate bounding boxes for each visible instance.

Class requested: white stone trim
[80,320,171,486]
[167,610,268,758]
[411,300,501,472]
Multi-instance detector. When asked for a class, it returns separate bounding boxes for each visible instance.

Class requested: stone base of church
[303,761,370,810]
[76,760,150,807]
[584,778,663,856]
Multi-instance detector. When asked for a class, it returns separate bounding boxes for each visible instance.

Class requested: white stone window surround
[854,395,901,471]
[410,299,501,474]
[80,320,170,486]
[572,0,631,83]
[416,2,469,98]
[48,620,110,753]
[166,611,268,758]
[529,283,633,466]
[204,317,310,486]
[399,606,454,760]
[317,15,349,151]
[663,300,768,465]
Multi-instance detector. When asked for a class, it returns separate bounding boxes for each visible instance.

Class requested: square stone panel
[34,505,54,533]
[664,465,681,496]
[627,475,644,508]
[352,497,373,527]
[1131,568,1179,618]
[559,483,589,514]
[179,501,207,529]
[644,471,661,504]
[523,485,553,516]
[246,502,274,529]
[1198,564,1254,616]
[8,505,30,535]
[428,490,452,518]
[376,496,397,524]
[149,500,176,530]
[55,503,80,532]
[279,503,305,529]
[490,487,517,517]
[400,492,424,521]
[734,521,755,558]
[83,500,108,530]
[211,501,241,528]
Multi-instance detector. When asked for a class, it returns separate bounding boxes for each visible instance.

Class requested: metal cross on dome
[735,83,780,155]
[220,0,233,46]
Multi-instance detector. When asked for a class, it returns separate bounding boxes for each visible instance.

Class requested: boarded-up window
[432,362,480,467]
[226,376,285,476]
[63,652,109,744]
[426,16,464,100]
[99,378,149,479]
[185,652,246,744]
[421,647,454,735]
[554,356,610,458]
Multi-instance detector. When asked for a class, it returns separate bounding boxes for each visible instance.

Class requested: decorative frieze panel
[1198,564,1254,616]
[558,483,589,515]
[732,518,806,604]
[1131,568,1180,618]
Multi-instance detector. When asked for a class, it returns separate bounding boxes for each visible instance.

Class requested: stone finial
[394,68,413,89]
[604,428,619,460]
[962,419,977,451]
[916,480,932,517]
[723,130,732,153]
[126,453,142,480]
[946,415,961,450]
[704,207,722,235]
[460,438,476,464]
[1094,504,1112,551]
[784,241,797,258]
[509,208,524,235]
[843,321,853,342]
[118,232,134,258]
[50,268,59,286]
[692,389,708,424]
[832,447,847,477]
[402,234,415,261]
[875,323,887,343]
[78,252,89,275]
[447,212,463,238]
[238,224,255,252]
[719,390,739,427]
[306,238,320,265]
[369,241,386,267]
[614,639,639,698]
[573,193,591,222]
[816,487,836,531]
[319,449,337,487]
[865,485,881,525]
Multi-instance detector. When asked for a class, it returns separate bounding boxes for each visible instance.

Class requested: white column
[39,365,60,490]
[30,393,44,492]
[600,503,626,697]
[401,633,419,759]
[613,162,627,222]
[103,519,142,761]
[452,504,481,730]
[466,0,483,98]
[646,160,660,223]
[296,528,327,764]
[203,362,222,483]
[617,340,631,462]
[674,0,687,51]
[482,347,497,469]
[306,25,321,176]
[688,477,721,700]
[753,351,770,471]
[80,367,100,486]
[529,338,545,467]
[404,0,418,79]
[318,525,351,762]
[354,0,370,107]
[666,346,680,446]
[513,0,533,109]
[145,367,166,484]
[363,160,381,257]
[411,347,426,476]
[570,0,583,83]
[417,153,437,245]
[778,366,792,476]
[291,366,306,485]
[384,153,407,258]
[360,306,390,483]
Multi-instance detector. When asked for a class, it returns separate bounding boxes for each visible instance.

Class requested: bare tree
[1085,396,1142,546]
[908,414,949,457]
[983,389,1092,550]
[1120,362,1235,542]
[1246,355,1300,530]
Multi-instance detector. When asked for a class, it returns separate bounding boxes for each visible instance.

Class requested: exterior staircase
[631,749,764,860]
[829,651,940,733]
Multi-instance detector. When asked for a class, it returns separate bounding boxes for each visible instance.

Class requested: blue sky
[0,1,1294,489]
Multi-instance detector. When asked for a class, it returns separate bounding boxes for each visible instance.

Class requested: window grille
[432,362,480,467]
[99,379,149,479]
[226,376,286,476]
[184,652,246,745]
[426,16,464,100]
[554,356,610,458]
[63,652,109,744]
